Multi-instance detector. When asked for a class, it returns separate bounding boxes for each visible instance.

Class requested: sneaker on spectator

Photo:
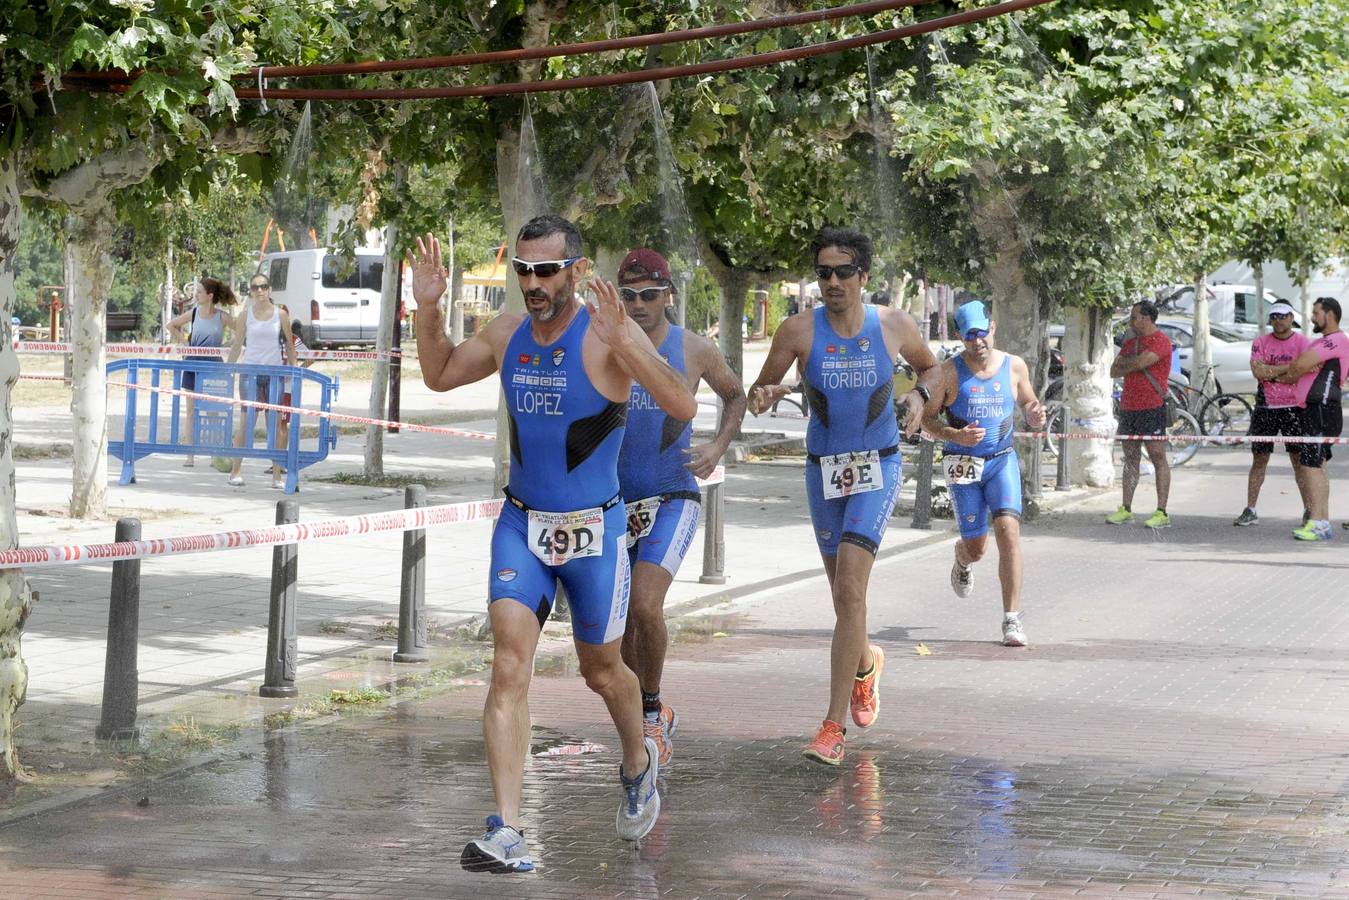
[802,719,846,766]
[1233,508,1259,526]
[1105,505,1133,525]
[1001,615,1028,647]
[642,704,678,767]
[1143,510,1171,529]
[1292,522,1330,542]
[461,815,534,874]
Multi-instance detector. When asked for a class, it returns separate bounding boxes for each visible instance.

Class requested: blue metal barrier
[108,360,340,494]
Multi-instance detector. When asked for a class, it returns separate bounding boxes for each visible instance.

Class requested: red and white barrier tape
[1012,429,1349,446]
[115,379,497,442]
[0,467,725,569]
[16,374,71,383]
[15,341,400,362]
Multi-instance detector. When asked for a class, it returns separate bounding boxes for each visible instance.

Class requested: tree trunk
[160,241,175,343]
[449,265,465,343]
[1298,259,1311,337]
[492,117,529,497]
[364,212,401,479]
[1254,261,1267,336]
[1064,306,1115,487]
[0,152,33,780]
[1190,271,1212,392]
[711,266,749,381]
[66,208,114,519]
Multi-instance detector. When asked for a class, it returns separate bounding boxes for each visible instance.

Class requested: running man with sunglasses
[920,301,1045,647]
[410,216,696,874]
[748,226,942,766]
[614,248,747,768]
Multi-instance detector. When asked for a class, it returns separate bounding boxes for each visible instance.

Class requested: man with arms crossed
[748,226,941,766]
[616,249,747,766]
[921,301,1045,647]
[1234,301,1310,526]
[410,216,697,873]
[1271,297,1348,541]
[1106,300,1174,529]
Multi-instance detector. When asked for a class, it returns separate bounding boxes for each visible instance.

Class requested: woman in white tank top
[226,275,297,487]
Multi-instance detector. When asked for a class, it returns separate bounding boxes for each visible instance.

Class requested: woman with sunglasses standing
[226,275,296,488]
[167,276,236,466]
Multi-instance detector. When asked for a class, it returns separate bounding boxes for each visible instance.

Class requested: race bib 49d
[527,506,605,566]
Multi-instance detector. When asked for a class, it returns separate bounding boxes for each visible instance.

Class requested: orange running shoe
[850,644,885,728]
[642,704,678,766]
[803,719,847,766]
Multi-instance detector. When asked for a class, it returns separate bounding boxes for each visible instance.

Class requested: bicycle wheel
[1199,393,1253,438]
[769,395,804,419]
[1042,402,1066,457]
[1166,408,1202,467]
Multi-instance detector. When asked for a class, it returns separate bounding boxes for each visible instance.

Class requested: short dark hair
[810,226,872,273]
[1133,300,1158,322]
[517,215,583,258]
[1314,296,1342,322]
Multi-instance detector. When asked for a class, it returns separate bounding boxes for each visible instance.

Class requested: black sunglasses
[620,287,667,302]
[511,256,581,278]
[963,328,990,340]
[1269,312,1293,320]
[249,283,270,291]
[816,264,862,281]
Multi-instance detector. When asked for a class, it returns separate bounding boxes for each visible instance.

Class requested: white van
[1157,283,1279,339]
[258,248,386,347]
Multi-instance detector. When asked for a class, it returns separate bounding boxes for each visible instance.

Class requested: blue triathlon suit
[802,305,901,556]
[618,325,702,576]
[489,307,631,645]
[943,354,1022,541]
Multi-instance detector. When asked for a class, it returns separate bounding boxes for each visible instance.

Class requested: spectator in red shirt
[1106,300,1175,529]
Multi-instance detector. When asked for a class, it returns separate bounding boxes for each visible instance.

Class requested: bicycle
[1042,385,1202,468]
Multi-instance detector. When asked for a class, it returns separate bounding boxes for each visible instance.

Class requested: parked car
[258,248,386,348]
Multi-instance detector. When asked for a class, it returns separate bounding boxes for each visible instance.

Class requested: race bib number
[944,454,985,485]
[624,496,662,547]
[821,450,883,499]
[528,506,605,566]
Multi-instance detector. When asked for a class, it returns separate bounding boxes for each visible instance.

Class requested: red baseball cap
[618,249,672,286]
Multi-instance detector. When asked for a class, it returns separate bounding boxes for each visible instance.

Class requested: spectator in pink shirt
[1234,302,1311,526]
[1271,297,1347,541]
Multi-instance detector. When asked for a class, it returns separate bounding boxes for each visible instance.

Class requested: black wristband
[914,384,931,404]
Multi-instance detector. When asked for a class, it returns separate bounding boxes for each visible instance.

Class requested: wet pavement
[2,447,1348,898]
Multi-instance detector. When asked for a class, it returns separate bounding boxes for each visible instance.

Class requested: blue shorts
[488,499,630,645]
[805,454,901,556]
[627,495,701,576]
[947,450,1022,541]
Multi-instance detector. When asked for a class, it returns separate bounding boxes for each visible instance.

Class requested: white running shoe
[460,815,534,874]
[1002,615,1027,647]
[950,560,973,598]
[616,737,661,842]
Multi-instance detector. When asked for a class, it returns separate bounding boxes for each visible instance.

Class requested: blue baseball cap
[955,301,991,337]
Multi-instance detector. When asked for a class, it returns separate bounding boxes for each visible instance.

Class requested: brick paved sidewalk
[1,448,1346,897]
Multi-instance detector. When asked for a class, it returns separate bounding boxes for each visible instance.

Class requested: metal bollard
[699,468,727,585]
[394,484,429,663]
[910,439,934,530]
[1056,404,1071,490]
[1025,434,1044,501]
[260,499,300,698]
[97,518,142,741]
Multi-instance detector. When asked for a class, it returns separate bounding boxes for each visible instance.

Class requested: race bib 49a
[528,506,605,566]
[821,450,883,499]
[944,454,985,485]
